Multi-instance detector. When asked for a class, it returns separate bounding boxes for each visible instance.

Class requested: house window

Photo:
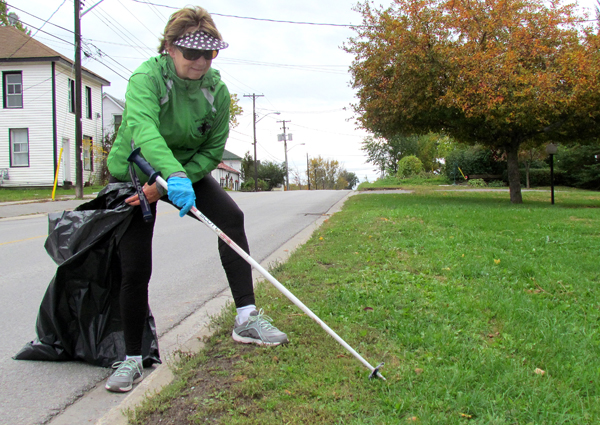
[85,86,92,119]
[4,71,23,108]
[83,135,93,171]
[10,128,29,167]
[113,114,123,132]
[68,78,75,113]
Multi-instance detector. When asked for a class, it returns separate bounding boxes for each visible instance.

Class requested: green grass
[129,188,600,424]
[0,185,104,202]
[358,175,449,191]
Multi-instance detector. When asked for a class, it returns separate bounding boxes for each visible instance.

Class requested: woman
[105,6,287,393]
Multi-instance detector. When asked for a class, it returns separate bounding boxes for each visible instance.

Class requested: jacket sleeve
[183,85,231,182]
[125,72,186,180]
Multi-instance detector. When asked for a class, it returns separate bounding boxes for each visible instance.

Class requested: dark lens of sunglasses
[179,47,218,61]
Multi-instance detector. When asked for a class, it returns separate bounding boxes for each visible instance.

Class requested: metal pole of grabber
[128,148,385,380]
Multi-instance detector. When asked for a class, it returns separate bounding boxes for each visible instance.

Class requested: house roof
[217,162,240,174]
[222,149,242,161]
[0,26,110,86]
[103,92,125,110]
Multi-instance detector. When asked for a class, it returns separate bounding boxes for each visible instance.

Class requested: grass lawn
[0,185,104,202]
[129,188,600,424]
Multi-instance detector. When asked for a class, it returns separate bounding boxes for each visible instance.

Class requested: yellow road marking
[0,234,47,246]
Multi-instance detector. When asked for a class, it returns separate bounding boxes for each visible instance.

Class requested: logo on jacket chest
[196,117,212,136]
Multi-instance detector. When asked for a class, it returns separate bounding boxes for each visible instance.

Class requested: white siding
[102,95,124,137]
[223,159,241,173]
[54,63,76,186]
[0,62,54,186]
[54,62,106,186]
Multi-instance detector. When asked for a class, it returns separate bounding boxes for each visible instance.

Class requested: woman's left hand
[126,182,162,205]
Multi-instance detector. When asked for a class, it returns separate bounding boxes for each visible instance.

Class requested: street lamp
[546,143,558,205]
[252,111,280,191]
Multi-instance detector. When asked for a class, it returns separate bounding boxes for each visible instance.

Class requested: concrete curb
[91,191,354,425]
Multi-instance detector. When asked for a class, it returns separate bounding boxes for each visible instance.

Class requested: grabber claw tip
[369,362,385,380]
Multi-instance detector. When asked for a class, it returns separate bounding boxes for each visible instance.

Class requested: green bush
[468,178,487,187]
[503,168,565,187]
[241,178,269,191]
[445,145,505,181]
[397,155,424,178]
[487,180,506,188]
[556,144,600,190]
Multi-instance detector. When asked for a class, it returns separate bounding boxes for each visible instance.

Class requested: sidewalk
[0,195,95,219]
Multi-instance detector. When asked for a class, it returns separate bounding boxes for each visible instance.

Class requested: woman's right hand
[126,182,162,206]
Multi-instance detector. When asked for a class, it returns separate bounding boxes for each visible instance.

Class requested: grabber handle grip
[127,147,161,185]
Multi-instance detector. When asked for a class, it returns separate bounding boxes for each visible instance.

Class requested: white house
[102,92,124,139]
[0,26,110,187]
[212,149,242,190]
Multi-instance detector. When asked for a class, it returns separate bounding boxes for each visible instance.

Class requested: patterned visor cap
[173,30,229,50]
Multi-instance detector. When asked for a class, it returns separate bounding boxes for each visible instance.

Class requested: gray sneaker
[105,358,143,392]
[232,309,289,346]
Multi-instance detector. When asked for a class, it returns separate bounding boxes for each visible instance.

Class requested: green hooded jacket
[107,54,230,184]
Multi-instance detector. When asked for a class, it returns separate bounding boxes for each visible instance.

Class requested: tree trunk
[506,142,523,204]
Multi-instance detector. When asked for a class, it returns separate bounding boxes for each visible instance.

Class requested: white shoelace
[111,359,141,377]
[248,308,278,331]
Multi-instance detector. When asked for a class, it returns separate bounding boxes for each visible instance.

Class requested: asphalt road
[0,189,350,425]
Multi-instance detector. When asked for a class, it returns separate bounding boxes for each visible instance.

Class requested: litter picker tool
[128,148,385,380]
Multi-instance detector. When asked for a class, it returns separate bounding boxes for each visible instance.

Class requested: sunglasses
[176,46,218,61]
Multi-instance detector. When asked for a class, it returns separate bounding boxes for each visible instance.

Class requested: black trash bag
[13,183,161,368]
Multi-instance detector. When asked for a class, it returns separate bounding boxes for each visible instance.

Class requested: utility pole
[306,153,310,190]
[244,94,263,191]
[277,120,291,190]
[74,0,83,199]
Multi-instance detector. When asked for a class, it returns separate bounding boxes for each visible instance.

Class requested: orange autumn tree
[345,0,600,203]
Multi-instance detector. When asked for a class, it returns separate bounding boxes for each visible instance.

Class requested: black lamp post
[546,143,558,205]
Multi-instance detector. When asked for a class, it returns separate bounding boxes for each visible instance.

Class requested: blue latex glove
[167,176,196,217]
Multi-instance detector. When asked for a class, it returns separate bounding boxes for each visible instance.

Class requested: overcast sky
[12,0,599,184]
[12,0,382,183]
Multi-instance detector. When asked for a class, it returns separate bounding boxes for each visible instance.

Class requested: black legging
[112,174,255,356]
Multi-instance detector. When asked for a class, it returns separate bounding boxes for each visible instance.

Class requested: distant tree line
[240,153,358,191]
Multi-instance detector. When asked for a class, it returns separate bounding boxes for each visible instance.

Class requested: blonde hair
[158,6,222,53]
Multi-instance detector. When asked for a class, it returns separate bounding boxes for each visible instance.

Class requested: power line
[260,107,347,115]
[6,3,74,34]
[129,0,365,27]
[84,41,134,75]
[17,20,74,47]
[117,0,160,40]
[8,0,68,58]
[88,56,130,81]
[12,7,137,80]
[90,6,156,57]
[135,0,168,22]
[290,121,366,138]
[220,58,348,75]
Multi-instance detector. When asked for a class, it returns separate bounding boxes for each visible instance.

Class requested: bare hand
[126,182,162,206]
